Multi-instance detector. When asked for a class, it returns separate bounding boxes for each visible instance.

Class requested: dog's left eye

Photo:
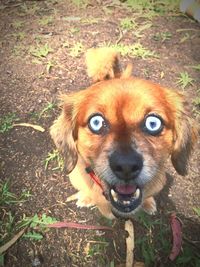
[143,114,164,135]
[88,114,107,134]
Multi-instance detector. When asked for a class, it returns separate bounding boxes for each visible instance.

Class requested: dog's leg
[142,197,157,215]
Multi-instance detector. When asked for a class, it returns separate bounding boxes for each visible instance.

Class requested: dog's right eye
[88,114,108,134]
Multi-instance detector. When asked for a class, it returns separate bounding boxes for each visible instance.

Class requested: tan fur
[50,47,197,219]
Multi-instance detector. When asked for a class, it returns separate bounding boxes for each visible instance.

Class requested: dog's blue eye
[143,115,163,135]
[88,114,107,134]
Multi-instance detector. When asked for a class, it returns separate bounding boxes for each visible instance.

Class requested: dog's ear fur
[50,96,78,174]
[85,47,132,82]
[170,96,198,176]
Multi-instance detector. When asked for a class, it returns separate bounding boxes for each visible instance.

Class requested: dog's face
[51,77,196,218]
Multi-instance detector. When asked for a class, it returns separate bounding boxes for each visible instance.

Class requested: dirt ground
[0,1,200,267]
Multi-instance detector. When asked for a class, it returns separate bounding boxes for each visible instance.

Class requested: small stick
[125,220,134,267]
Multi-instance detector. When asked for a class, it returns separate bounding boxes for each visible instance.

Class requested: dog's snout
[109,149,143,181]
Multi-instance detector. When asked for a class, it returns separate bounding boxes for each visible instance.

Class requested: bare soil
[0,1,200,267]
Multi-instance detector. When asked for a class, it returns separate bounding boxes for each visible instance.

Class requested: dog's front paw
[76,192,94,208]
[142,197,157,215]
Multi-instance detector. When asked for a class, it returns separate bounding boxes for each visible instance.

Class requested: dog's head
[50,48,197,218]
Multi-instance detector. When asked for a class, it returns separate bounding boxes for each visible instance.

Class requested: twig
[125,220,134,267]
[0,227,27,254]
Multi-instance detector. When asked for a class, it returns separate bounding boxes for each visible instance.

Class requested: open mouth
[109,184,142,213]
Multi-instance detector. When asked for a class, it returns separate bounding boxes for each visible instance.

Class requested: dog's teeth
[111,189,116,198]
[134,188,140,199]
[111,189,118,202]
[123,200,130,205]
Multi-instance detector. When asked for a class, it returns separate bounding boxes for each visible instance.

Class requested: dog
[50,47,197,219]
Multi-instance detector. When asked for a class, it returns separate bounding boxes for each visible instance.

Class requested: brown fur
[50,48,197,219]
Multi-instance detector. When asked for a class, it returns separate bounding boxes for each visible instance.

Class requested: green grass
[0,212,58,263]
[11,20,24,29]
[39,102,57,118]
[86,237,109,265]
[120,18,136,31]
[192,64,200,71]
[72,0,88,8]
[69,42,84,57]
[20,2,40,15]
[12,31,26,41]
[134,211,200,266]
[44,149,64,171]
[0,180,31,206]
[81,17,99,25]
[0,113,18,133]
[193,96,200,107]
[176,72,194,89]
[30,44,53,59]
[153,32,172,42]
[111,43,158,59]
[69,27,80,34]
[124,0,180,13]
[0,181,57,261]
[38,16,53,26]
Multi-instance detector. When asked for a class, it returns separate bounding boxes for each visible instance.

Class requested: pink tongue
[115,184,137,195]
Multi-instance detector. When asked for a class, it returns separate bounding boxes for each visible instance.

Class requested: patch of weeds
[0,181,32,262]
[176,72,194,89]
[0,212,58,262]
[0,254,4,266]
[193,96,200,108]
[112,43,158,59]
[38,16,53,26]
[12,31,26,41]
[30,44,53,59]
[0,180,31,206]
[20,213,58,231]
[135,211,171,265]
[62,41,70,48]
[153,32,172,42]
[69,27,80,34]
[23,231,43,241]
[69,42,84,57]
[133,22,152,38]
[120,18,136,31]
[180,33,189,43]
[12,44,25,57]
[125,0,152,11]
[135,211,200,266]
[72,0,88,8]
[11,20,24,29]
[20,2,40,15]
[0,113,18,134]
[39,102,57,118]
[46,60,55,74]
[44,149,64,171]
[86,237,109,265]
[136,236,156,266]
[124,0,179,14]
[81,17,99,25]
[192,64,200,71]
[175,244,200,266]
[193,207,200,217]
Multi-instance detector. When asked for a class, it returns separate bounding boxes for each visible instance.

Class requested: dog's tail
[85,47,132,83]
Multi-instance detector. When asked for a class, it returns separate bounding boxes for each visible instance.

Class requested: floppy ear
[50,97,78,174]
[171,100,197,176]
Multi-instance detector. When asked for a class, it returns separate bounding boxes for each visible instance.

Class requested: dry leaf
[13,123,45,132]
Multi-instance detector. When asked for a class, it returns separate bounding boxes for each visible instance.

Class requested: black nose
[109,149,143,181]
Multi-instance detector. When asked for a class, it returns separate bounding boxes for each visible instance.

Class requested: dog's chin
[102,181,143,218]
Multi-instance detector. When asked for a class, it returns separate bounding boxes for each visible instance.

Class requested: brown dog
[50,48,197,219]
